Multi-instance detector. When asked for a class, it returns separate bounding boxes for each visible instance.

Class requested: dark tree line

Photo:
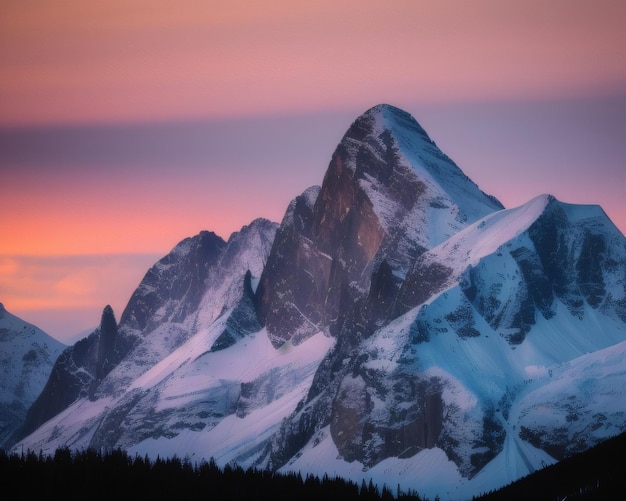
[473,430,626,501]
[9,431,625,501]
[0,446,427,500]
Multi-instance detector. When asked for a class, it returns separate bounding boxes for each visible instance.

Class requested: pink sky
[1,1,625,342]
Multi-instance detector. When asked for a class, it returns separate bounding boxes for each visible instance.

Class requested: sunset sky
[1,1,625,343]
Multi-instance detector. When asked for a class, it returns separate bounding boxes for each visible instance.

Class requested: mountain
[10,104,626,500]
[0,303,64,449]
[275,192,626,499]
[18,218,278,440]
[257,104,503,347]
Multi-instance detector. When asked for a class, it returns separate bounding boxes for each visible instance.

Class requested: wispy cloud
[0,253,161,341]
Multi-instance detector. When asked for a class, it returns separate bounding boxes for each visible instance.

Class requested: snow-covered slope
[98,218,278,397]
[270,194,626,499]
[17,218,278,441]
[17,324,334,466]
[10,105,626,501]
[0,303,64,449]
[361,104,503,249]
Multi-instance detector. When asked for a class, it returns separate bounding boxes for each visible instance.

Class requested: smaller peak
[244,217,276,230]
[196,230,228,249]
[100,304,117,332]
[543,193,558,204]
[101,305,116,323]
[507,194,554,216]
[228,217,278,242]
[301,185,321,206]
[527,193,557,206]
[198,229,222,240]
[528,194,618,232]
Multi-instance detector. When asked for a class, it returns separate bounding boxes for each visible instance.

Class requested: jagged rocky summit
[10,104,626,500]
[257,104,503,347]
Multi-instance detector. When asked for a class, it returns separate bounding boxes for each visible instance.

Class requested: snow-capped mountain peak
[9,105,626,501]
[257,104,504,348]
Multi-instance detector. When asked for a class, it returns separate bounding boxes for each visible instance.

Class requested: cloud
[0,253,161,341]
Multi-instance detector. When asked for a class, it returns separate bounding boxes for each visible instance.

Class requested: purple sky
[1,1,624,342]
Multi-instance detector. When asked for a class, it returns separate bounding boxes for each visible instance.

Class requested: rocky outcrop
[257,104,502,348]
[120,230,226,334]
[96,305,117,379]
[19,304,119,439]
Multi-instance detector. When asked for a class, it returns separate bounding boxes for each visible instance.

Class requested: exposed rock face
[526,199,625,321]
[19,304,118,439]
[329,368,444,467]
[257,104,503,348]
[95,218,277,398]
[255,187,328,347]
[394,259,453,317]
[96,305,117,379]
[210,270,261,352]
[19,219,278,434]
[456,197,626,345]
[121,230,226,334]
[260,104,507,474]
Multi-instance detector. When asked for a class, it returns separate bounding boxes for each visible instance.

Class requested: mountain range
[3,104,625,500]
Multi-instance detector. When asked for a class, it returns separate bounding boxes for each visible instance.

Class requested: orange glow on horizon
[0,166,289,257]
[2,1,625,341]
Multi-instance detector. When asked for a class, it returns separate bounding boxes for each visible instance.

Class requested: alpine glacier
[7,104,626,500]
